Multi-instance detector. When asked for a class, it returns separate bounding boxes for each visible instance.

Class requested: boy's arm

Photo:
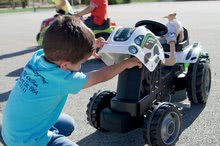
[74,4,95,17]
[83,58,142,89]
[164,41,176,66]
[169,41,176,56]
[92,37,106,58]
[178,31,184,42]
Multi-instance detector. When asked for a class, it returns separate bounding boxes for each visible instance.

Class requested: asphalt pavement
[0,1,220,146]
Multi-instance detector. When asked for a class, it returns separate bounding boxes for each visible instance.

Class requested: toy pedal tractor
[86,20,211,146]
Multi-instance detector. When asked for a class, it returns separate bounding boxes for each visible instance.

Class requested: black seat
[162,27,189,52]
[93,18,111,30]
[135,20,168,36]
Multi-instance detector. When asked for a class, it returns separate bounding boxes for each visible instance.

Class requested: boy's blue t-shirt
[2,49,88,146]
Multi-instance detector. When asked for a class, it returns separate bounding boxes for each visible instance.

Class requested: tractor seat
[162,27,189,52]
[93,18,111,30]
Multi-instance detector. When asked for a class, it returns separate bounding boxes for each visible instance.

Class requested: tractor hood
[99,26,165,72]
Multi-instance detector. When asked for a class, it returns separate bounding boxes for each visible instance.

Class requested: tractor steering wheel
[135,20,168,36]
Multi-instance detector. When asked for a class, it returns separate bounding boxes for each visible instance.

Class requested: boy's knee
[63,121,75,136]
[54,114,75,136]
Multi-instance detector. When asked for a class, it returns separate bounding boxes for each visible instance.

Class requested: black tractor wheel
[86,91,116,131]
[186,59,211,104]
[144,102,182,146]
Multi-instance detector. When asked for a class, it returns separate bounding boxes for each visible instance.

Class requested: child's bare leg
[164,42,176,66]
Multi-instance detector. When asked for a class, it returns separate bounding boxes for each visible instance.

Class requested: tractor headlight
[134,35,144,46]
[128,46,138,54]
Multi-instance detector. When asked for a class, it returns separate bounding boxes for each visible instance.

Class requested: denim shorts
[47,113,78,146]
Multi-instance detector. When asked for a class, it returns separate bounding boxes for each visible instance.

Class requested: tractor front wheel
[144,102,182,146]
[86,91,116,131]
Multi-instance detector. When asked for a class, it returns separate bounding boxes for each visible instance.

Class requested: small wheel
[144,102,182,146]
[186,59,211,104]
[36,33,40,43]
[86,91,116,131]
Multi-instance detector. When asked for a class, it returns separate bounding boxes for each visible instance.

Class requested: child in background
[1,16,142,146]
[74,0,108,29]
[52,0,74,15]
[160,12,184,66]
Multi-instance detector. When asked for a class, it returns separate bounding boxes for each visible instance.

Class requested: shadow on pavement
[0,124,3,145]
[0,46,39,60]
[77,128,145,146]
[77,90,205,146]
[0,91,11,102]
[6,67,23,77]
[181,103,205,131]
[171,90,205,132]
[0,124,6,146]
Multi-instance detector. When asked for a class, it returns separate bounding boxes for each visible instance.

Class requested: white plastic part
[164,42,203,63]
[99,26,165,72]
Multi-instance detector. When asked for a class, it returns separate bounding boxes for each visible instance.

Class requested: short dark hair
[42,16,95,63]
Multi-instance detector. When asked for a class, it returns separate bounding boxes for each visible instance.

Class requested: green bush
[109,0,117,4]
[81,0,89,4]
[124,0,131,3]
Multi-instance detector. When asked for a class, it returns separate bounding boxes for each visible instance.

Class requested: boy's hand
[92,50,102,58]
[95,37,106,48]
[124,57,142,69]
[92,37,107,58]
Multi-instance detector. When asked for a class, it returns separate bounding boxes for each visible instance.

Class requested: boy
[1,16,141,146]
[52,0,74,15]
[160,12,184,66]
[37,15,103,58]
[74,0,108,29]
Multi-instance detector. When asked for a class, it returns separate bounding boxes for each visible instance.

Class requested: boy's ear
[60,61,71,69]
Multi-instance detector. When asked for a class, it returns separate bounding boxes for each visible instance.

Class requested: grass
[0,6,54,14]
